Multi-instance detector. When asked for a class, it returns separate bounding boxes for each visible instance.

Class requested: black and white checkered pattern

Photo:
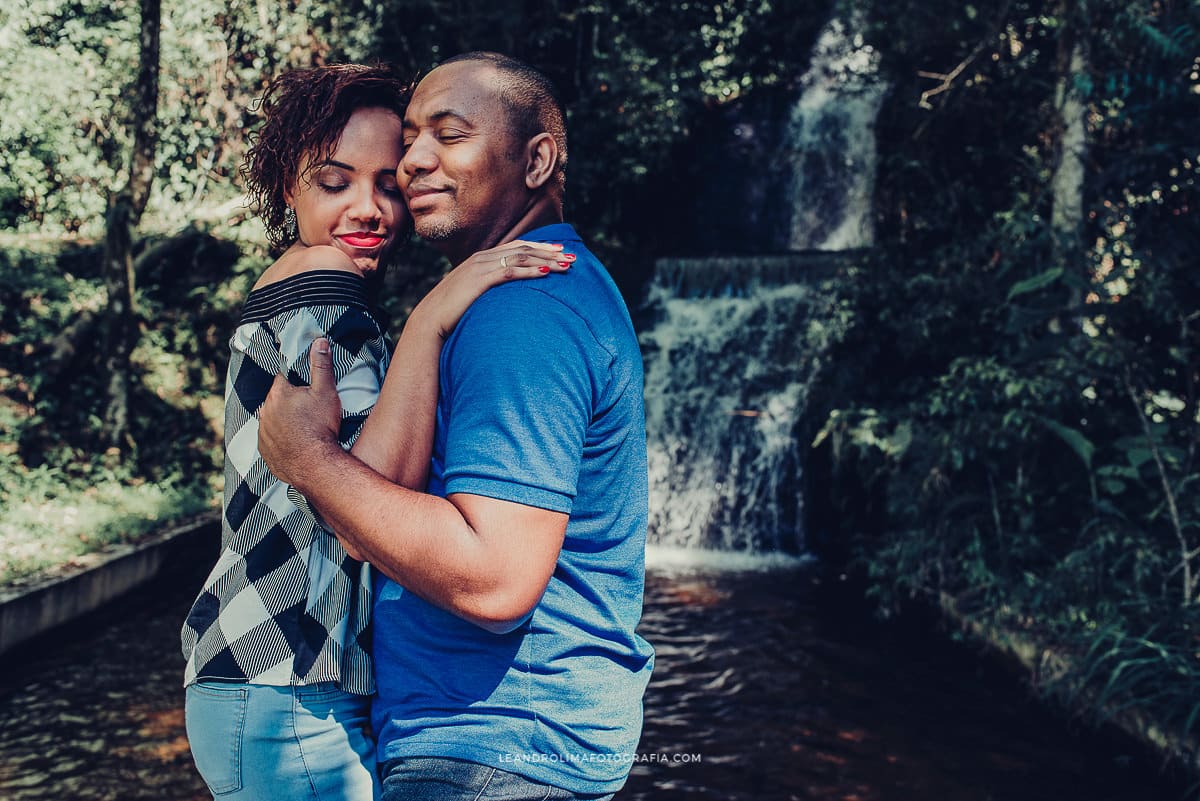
[182,270,389,695]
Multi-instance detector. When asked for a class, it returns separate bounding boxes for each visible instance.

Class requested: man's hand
[258,337,345,491]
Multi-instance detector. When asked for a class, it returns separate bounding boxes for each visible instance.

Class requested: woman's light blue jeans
[185,681,379,801]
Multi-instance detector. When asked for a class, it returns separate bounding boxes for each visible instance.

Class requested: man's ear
[524,133,558,190]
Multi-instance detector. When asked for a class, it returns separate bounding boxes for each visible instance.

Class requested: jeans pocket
[185,683,247,796]
[477,765,554,801]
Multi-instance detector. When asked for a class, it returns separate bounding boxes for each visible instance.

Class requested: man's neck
[443,198,563,266]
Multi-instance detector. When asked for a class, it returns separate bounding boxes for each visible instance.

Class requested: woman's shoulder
[252,245,362,291]
[238,246,374,326]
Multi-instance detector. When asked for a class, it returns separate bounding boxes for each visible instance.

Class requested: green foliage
[814,0,1200,747]
[0,235,226,557]
[0,0,377,237]
[0,451,213,587]
[0,232,252,588]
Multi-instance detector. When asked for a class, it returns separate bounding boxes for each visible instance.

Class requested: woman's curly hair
[242,63,411,254]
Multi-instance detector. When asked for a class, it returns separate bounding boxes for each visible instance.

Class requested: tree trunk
[101,0,161,453]
[1049,0,1090,307]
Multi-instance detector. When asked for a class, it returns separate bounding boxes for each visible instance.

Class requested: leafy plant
[815,0,1200,752]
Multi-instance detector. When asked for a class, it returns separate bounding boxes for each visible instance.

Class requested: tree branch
[1124,371,1194,605]
[917,1,1015,111]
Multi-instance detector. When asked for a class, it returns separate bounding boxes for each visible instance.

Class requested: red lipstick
[339,233,386,249]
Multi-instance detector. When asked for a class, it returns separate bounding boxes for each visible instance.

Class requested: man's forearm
[257,339,565,633]
[295,445,559,634]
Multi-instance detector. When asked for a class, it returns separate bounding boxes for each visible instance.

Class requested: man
[258,52,654,801]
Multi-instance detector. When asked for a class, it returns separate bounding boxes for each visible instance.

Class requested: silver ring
[500,255,508,269]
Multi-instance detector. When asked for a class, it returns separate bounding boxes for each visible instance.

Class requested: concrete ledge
[938,591,1200,785]
[0,512,220,658]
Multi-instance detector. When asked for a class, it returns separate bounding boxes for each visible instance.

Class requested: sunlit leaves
[0,0,371,238]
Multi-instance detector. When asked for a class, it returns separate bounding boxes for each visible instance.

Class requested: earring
[284,206,297,236]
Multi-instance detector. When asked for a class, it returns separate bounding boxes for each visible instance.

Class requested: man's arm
[259,339,565,634]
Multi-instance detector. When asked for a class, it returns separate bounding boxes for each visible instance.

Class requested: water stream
[0,544,1187,800]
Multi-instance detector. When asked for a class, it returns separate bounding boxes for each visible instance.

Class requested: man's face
[400,61,527,255]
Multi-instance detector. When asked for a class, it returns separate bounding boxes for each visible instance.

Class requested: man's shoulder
[518,221,584,247]
[458,280,584,340]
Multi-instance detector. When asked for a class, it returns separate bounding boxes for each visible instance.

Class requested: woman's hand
[417,240,574,340]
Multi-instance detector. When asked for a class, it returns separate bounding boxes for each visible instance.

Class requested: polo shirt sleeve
[440,285,599,513]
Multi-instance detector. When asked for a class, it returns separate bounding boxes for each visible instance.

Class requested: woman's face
[286,106,407,274]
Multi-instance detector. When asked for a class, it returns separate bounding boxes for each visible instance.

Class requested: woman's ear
[524,133,558,190]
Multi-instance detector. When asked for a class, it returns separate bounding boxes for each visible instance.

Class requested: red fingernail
[558,261,572,267]
[539,265,551,274]
[563,253,576,260]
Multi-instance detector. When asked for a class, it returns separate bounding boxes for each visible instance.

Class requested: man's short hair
[440,51,568,191]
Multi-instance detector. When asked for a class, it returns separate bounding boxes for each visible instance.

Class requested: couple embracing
[181,52,653,801]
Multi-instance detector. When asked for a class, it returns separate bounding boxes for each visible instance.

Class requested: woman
[180,64,571,801]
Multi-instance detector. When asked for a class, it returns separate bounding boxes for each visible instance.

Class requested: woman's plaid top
[181,270,390,695]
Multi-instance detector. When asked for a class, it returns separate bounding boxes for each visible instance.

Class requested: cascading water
[640,256,847,555]
[785,13,886,250]
[640,13,883,555]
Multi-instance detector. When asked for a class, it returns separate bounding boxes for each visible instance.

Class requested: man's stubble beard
[413,210,460,243]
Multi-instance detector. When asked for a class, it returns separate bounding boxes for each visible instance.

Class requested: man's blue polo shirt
[371,223,654,795]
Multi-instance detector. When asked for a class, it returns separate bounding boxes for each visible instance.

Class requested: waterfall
[639,14,881,555]
[639,256,847,554]
[785,13,886,250]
